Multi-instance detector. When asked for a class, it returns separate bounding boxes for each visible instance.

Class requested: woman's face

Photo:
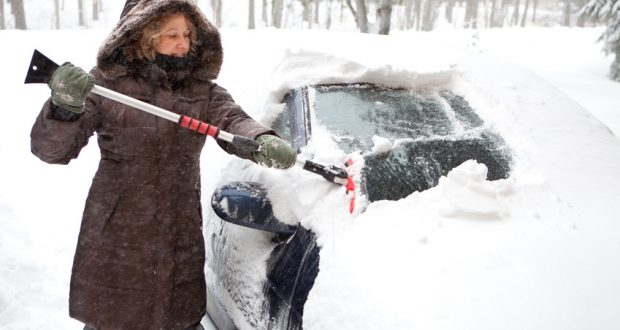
[154,13,191,57]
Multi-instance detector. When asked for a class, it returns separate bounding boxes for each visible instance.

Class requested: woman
[30,0,295,328]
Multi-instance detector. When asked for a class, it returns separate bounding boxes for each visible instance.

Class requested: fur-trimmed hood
[96,0,223,81]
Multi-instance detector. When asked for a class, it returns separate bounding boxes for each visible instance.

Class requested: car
[207,80,513,329]
[202,30,620,330]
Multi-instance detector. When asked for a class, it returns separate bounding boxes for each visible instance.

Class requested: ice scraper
[24,49,351,187]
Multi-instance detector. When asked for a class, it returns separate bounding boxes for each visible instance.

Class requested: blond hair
[127,12,198,61]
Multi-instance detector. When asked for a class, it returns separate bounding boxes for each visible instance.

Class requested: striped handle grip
[178,115,220,138]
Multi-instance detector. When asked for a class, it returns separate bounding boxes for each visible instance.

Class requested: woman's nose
[178,39,189,51]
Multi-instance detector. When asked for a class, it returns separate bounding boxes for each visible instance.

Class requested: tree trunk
[358,0,369,33]
[54,0,60,29]
[346,0,369,33]
[563,0,570,26]
[284,1,295,27]
[445,0,456,23]
[1,0,5,29]
[484,0,489,28]
[403,0,413,29]
[511,0,520,26]
[422,0,436,31]
[326,0,333,29]
[377,0,392,35]
[499,0,509,26]
[10,0,27,29]
[575,0,587,27]
[92,0,99,21]
[301,0,312,28]
[520,0,529,27]
[465,0,478,28]
[414,0,422,30]
[272,0,284,28]
[490,0,498,27]
[531,0,538,23]
[611,45,620,82]
[211,0,222,27]
[249,0,255,29]
[314,0,320,25]
[77,0,85,26]
[262,0,269,26]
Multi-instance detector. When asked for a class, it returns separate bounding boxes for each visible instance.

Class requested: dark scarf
[153,53,199,90]
[122,52,199,90]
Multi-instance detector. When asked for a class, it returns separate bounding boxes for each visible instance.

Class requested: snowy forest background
[0,0,615,31]
[1,0,619,81]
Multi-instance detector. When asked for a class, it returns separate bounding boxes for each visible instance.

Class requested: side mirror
[211,182,298,236]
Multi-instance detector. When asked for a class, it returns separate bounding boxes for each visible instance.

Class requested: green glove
[253,135,296,169]
[48,62,95,114]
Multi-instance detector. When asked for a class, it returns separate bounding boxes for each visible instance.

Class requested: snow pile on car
[215,30,620,329]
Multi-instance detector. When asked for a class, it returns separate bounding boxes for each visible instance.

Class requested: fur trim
[96,0,222,81]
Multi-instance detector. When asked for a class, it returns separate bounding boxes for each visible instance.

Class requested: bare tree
[249,0,256,29]
[377,0,392,34]
[262,0,269,26]
[563,0,571,26]
[531,0,538,23]
[490,0,500,27]
[283,1,296,27]
[521,0,530,26]
[346,0,369,33]
[326,0,334,29]
[211,0,222,27]
[92,0,99,21]
[512,0,520,26]
[499,0,509,26]
[575,0,588,27]
[301,0,312,27]
[403,0,414,29]
[77,0,85,26]
[314,0,320,25]
[54,0,60,29]
[272,0,284,28]
[1,0,5,29]
[446,0,456,23]
[465,0,479,28]
[422,0,438,31]
[414,0,422,30]
[9,0,27,29]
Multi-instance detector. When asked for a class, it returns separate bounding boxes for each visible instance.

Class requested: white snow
[370,135,393,154]
[2,7,620,330]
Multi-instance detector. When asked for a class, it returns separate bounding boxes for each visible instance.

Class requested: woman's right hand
[49,62,95,114]
[253,135,297,169]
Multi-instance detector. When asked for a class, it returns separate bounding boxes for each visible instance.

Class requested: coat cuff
[49,103,84,122]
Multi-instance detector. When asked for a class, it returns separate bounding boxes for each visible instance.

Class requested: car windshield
[310,84,485,153]
[276,84,512,202]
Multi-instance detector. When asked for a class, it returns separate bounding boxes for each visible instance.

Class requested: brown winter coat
[30,1,273,328]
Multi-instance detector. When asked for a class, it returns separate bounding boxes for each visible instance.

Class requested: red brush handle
[179,115,220,138]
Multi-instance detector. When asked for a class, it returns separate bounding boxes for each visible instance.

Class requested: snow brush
[25,49,350,188]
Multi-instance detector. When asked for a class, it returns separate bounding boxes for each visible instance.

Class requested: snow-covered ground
[1,9,620,330]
